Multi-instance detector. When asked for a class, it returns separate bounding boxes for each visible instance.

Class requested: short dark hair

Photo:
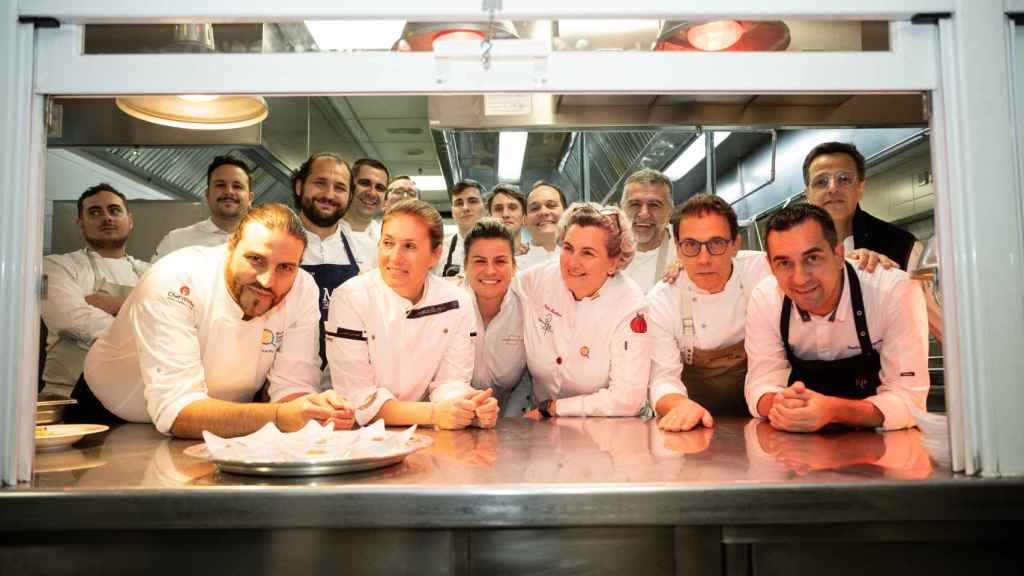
[527,180,567,210]
[351,158,390,189]
[207,154,253,190]
[764,203,839,254]
[227,202,308,252]
[802,141,866,185]
[671,193,739,240]
[290,152,350,208]
[77,183,127,217]
[450,178,484,201]
[463,217,516,265]
[487,184,526,214]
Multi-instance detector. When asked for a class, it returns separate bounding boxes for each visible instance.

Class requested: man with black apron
[434,179,486,278]
[291,153,362,389]
[648,194,772,431]
[745,204,929,433]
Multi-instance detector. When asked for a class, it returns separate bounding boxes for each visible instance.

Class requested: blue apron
[302,230,360,370]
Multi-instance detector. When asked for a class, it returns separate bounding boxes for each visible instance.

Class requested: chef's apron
[677,275,749,417]
[301,230,360,370]
[42,250,144,398]
[780,261,882,399]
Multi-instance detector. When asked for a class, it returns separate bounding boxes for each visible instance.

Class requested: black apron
[781,261,882,400]
[302,230,360,370]
[441,234,461,277]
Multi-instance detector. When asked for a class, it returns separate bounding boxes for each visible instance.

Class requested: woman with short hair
[518,202,651,418]
[325,199,498,429]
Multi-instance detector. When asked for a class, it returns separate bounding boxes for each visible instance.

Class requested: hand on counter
[471,390,499,429]
[656,395,714,432]
[433,389,496,430]
[768,382,831,432]
[277,390,355,432]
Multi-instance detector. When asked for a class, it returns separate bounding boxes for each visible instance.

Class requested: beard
[84,232,128,251]
[230,277,287,320]
[299,193,346,228]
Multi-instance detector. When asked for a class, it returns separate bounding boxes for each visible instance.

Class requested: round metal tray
[36,397,77,425]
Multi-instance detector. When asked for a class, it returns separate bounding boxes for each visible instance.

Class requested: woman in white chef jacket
[461,218,531,415]
[519,202,650,418]
[325,199,499,429]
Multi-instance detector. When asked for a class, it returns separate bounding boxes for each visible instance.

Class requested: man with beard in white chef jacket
[620,168,676,293]
[40,183,149,398]
[69,203,354,438]
[152,154,254,261]
[745,203,929,432]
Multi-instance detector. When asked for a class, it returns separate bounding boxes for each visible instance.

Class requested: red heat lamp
[394,21,518,51]
[656,20,790,52]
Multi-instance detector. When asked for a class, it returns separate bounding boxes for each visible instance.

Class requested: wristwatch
[538,399,554,418]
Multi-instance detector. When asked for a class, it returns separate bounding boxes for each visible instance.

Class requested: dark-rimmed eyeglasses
[678,237,731,257]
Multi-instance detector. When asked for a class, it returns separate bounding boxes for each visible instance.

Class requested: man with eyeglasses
[342,158,389,270]
[803,142,920,270]
[384,176,421,210]
[620,168,676,293]
[646,194,772,430]
[745,204,929,433]
[434,179,486,277]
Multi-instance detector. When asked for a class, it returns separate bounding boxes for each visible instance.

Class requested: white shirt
[325,269,476,426]
[515,243,559,271]
[152,218,230,262]
[467,280,527,401]
[41,249,149,387]
[646,250,772,406]
[339,220,378,271]
[301,226,357,268]
[518,260,651,417]
[744,262,930,430]
[84,245,321,435]
[622,233,674,293]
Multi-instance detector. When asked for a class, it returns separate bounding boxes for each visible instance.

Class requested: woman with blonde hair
[325,199,498,429]
[518,202,650,418]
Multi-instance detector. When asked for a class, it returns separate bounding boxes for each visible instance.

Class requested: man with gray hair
[619,168,675,292]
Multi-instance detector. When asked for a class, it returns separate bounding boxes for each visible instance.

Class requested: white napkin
[201,420,419,463]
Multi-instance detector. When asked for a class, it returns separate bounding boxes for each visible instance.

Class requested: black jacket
[851,205,918,270]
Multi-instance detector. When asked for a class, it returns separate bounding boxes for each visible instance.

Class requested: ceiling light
[663,132,732,180]
[498,132,529,182]
[395,21,518,51]
[411,175,447,191]
[115,95,268,131]
[305,20,406,51]
[656,21,790,52]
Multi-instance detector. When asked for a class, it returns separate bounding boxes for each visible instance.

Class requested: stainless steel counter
[4,418,1022,576]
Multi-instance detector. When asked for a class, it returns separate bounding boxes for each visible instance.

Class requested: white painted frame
[3,1,1023,483]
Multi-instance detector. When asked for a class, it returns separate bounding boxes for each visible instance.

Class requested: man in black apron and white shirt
[434,179,486,278]
[291,153,362,390]
[745,204,929,432]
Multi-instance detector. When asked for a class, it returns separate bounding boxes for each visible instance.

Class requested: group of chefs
[43,140,932,439]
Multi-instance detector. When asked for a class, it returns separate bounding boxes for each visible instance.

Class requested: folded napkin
[201,420,419,463]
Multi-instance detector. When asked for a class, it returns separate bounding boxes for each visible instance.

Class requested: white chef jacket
[621,233,674,293]
[41,248,150,388]
[646,250,772,407]
[83,244,321,435]
[325,269,476,426]
[432,230,466,276]
[518,260,650,417]
[744,262,929,430]
[153,218,230,262]
[515,244,558,271]
[339,220,378,271]
[467,279,528,401]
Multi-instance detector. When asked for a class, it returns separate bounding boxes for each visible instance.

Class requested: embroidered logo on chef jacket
[406,300,459,319]
[501,334,524,345]
[539,313,553,335]
[579,346,590,358]
[261,329,284,353]
[630,313,648,333]
[328,327,368,342]
[165,285,194,309]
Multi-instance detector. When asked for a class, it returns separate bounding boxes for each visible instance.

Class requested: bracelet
[273,404,281,429]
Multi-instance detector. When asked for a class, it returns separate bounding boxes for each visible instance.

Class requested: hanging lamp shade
[114,24,269,130]
[655,20,790,52]
[393,21,518,51]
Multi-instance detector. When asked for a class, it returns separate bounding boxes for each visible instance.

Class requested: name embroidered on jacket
[330,327,368,341]
[406,300,459,319]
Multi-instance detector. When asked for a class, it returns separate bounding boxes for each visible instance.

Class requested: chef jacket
[515,243,558,271]
[41,248,149,389]
[152,218,230,262]
[325,269,476,426]
[467,279,528,403]
[518,260,650,417]
[340,220,378,272]
[744,262,929,430]
[83,244,321,435]
[646,250,771,407]
[621,233,674,293]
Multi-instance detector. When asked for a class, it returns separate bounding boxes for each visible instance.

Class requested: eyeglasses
[808,171,858,191]
[387,186,419,200]
[678,237,731,257]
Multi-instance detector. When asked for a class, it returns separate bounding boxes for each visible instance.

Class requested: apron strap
[679,284,696,365]
[84,249,106,292]
[443,233,460,275]
[338,226,360,268]
[780,295,795,359]
[844,261,874,352]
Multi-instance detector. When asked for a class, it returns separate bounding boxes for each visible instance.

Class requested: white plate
[34,424,109,452]
[182,434,433,477]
